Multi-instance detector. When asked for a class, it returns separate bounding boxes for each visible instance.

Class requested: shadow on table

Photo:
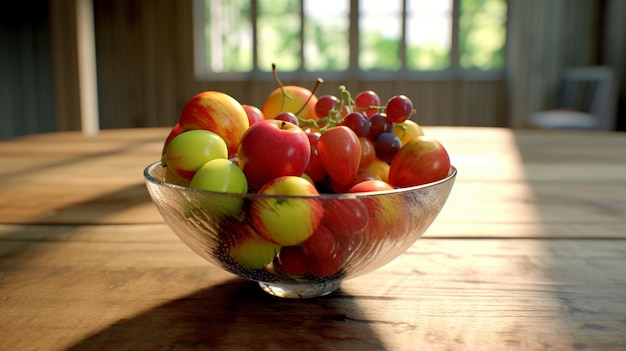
[67,278,387,350]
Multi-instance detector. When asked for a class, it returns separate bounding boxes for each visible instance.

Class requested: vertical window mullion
[299,0,305,73]
[251,0,258,72]
[400,0,407,71]
[349,0,359,74]
[450,0,461,72]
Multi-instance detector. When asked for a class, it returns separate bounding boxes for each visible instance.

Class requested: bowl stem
[258,280,342,298]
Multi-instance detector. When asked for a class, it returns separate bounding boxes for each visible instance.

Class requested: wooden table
[1,127,625,350]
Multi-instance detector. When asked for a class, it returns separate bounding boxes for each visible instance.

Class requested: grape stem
[320,85,354,132]
[295,78,324,117]
[394,124,408,139]
[298,85,359,132]
[271,63,292,113]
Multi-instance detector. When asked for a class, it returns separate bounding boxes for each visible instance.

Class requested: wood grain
[1,127,625,350]
[1,224,625,351]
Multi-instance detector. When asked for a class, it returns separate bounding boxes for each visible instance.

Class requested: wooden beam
[75,0,100,136]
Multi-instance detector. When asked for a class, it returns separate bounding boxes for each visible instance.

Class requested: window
[193,0,507,80]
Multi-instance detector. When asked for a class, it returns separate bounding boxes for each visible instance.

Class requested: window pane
[406,0,452,70]
[200,0,508,76]
[258,0,301,72]
[359,0,402,71]
[303,0,349,71]
[459,0,507,70]
[204,0,253,72]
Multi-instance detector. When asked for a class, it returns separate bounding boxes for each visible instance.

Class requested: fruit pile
[158,69,451,280]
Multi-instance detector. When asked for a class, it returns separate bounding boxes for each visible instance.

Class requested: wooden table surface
[1,127,625,351]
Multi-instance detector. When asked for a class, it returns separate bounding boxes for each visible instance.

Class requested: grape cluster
[314,88,414,164]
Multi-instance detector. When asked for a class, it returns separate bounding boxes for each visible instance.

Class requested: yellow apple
[261,85,318,122]
[393,120,424,146]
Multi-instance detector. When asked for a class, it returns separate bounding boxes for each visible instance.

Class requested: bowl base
[258,280,342,298]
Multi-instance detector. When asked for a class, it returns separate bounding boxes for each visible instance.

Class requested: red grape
[367,113,394,142]
[315,94,339,118]
[274,112,299,126]
[385,95,413,123]
[339,112,370,137]
[355,90,381,117]
[375,132,403,162]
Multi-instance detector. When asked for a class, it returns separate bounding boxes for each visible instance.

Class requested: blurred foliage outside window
[202,0,507,76]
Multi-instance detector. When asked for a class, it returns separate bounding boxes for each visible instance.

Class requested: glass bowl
[144,161,456,298]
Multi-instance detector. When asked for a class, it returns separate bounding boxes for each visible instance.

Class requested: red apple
[326,170,379,194]
[388,136,450,187]
[242,104,264,126]
[348,179,395,193]
[237,119,311,191]
[250,176,324,246]
[318,126,361,186]
[178,91,250,158]
[277,245,307,276]
[303,132,327,182]
[321,197,369,237]
[261,85,318,121]
[348,180,407,240]
[302,222,337,261]
[301,223,342,277]
[353,171,379,185]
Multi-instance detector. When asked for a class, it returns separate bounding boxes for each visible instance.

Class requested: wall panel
[84,0,509,131]
[0,0,56,139]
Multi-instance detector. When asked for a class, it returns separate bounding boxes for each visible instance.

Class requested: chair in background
[527,66,618,131]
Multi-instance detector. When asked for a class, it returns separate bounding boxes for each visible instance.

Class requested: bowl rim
[144,161,456,200]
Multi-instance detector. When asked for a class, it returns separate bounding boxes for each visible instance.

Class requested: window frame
[192,0,507,81]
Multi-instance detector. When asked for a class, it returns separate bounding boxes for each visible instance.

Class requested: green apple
[164,129,228,184]
[250,176,324,246]
[189,158,248,217]
[229,234,281,270]
[190,158,248,193]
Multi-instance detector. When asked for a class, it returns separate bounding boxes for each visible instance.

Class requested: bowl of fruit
[144,76,456,298]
